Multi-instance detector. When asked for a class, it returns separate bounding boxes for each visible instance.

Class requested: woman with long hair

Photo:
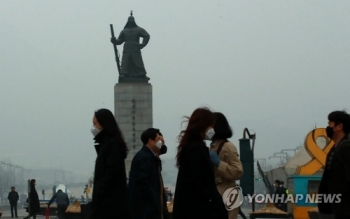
[172,107,227,219]
[88,108,129,219]
[24,179,40,219]
[209,112,243,219]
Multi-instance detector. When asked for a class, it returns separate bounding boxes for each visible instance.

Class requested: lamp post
[240,128,256,212]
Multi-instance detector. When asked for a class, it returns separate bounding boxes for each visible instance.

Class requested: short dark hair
[213,112,233,139]
[11,186,15,189]
[141,128,160,145]
[328,110,350,134]
[274,180,281,185]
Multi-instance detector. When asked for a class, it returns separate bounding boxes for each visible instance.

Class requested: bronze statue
[111,12,150,83]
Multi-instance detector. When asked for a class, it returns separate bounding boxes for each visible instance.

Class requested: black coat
[172,137,228,219]
[274,187,286,211]
[89,130,129,219]
[8,191,19,205]
[27,186,40,214]
[127,146,169,219]
[318,136,350,217]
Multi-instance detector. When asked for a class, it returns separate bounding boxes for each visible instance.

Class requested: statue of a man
[111,13,150,81]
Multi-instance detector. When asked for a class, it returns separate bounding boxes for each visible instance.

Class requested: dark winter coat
[27,186,41,214]
[48,190,70,207]
[274,187,286,211]
[8,191,19,205]
[318,136,350,217]
[172,136,228,219]
[127,146,169,219]
[89,130,129,219]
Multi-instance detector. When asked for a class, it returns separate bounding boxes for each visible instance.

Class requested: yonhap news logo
[247,194,342,204]
[222,186,244,211]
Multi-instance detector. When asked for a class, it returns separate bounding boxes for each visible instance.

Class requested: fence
[0,160,26,204]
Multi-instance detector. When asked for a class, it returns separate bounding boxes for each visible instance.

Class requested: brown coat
[210,140,244,219]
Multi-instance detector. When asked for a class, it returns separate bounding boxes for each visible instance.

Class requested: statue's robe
[116,27,150,78]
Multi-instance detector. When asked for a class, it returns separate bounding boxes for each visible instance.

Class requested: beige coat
[210,140,243,219]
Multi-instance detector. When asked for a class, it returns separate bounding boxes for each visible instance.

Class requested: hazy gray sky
[1,1,350,179]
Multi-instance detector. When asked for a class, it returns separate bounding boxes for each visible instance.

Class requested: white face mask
[91,125,100,137]
[156,140,163,149]
[205,128,215,140]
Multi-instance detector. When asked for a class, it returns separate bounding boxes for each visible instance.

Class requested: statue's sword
[110,24,121,75]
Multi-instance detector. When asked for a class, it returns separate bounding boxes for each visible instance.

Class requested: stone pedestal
[114,83,153,174]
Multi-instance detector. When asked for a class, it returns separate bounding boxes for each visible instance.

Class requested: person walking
[47,189,70,219]
[8,186,19,218]
[88,108,129,219]
[273,180,285,211]
[279,181,288,212]
[209,112,243,219]
[318,111,350,219]
[128,128,169,219]
[172,107,228,219]
[24,179,40,219]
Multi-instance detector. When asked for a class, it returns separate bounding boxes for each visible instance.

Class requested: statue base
[114,83,153,173]
[118,76,150,83]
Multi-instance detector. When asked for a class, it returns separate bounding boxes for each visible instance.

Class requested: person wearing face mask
[127,128,169,219]
[173,107,228,219]
[318,111,350,219]
[159,132,167,155]
[88,108,129,219]
[209,112,243,219]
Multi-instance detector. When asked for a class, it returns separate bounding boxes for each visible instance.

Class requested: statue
[110,11,150,83]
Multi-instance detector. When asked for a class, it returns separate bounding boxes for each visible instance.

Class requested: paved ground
[0,206,257,219]
[238,206,293,219]
[0,208,48,219]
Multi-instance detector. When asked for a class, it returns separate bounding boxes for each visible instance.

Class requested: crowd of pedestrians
[86,107,244,219]
[15,109,350,219]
